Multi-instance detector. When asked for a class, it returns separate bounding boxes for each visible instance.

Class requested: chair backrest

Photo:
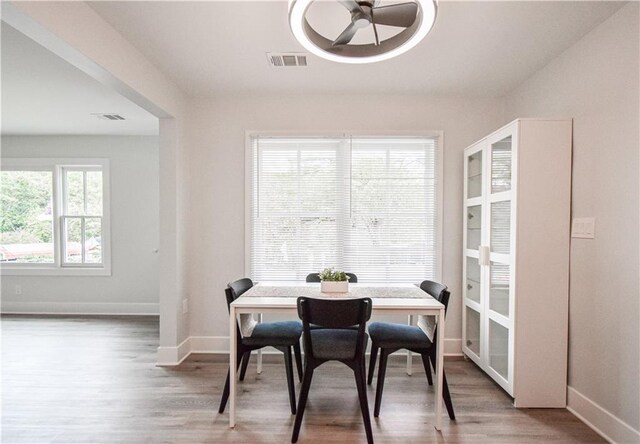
[418,280,451,343]
[225,278,254,343]
[225,277,254,312]
[419,280,450,314]
[305,272,358,283]
[297,297,372,359]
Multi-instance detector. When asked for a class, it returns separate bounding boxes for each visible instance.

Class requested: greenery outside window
[0,158,110,275]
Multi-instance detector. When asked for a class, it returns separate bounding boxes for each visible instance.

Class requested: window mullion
[81,217,86,264]
[341,137,352,272]
[385,148,391,281]
[296,148,302,279]
[83,171,88,215]
[53,167,61,267]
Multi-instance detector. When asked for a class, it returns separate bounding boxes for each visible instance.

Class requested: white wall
[1,135,160,314]
[503,4,639,441]
[4,1,191,364]
[184,94,504,354]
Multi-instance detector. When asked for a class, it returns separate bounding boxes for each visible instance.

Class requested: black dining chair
[292,297,374,444]
[367,280,455,420]
[305,272,358,283]
[218,278,303,415]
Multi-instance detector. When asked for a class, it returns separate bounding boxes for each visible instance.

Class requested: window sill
[0,266,112,277]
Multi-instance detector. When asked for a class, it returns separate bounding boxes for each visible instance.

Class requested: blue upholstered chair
[367,280,455,420]
[218,278,303,415]
[292,297,373,444]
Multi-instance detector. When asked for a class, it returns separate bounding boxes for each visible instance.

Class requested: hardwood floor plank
[2,315,603,443]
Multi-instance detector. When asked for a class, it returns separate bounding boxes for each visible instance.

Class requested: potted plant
[318,267,350,293]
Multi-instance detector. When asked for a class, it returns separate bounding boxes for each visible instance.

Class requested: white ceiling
[90,0,624,97]
[0,1,625,135]
[1,23,158,135]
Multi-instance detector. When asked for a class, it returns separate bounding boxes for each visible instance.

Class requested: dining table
[228,281,446,430]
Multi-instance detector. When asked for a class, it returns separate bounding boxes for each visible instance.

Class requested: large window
[248,135,442,283]
[0,158,110,275]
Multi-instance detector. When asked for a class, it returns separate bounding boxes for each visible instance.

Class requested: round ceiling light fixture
[288,0,437,64]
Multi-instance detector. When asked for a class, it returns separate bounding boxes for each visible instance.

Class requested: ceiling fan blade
[338,0,364,14]
[332,22,359,46]
[371,2,418,28]
[372,21,380,46]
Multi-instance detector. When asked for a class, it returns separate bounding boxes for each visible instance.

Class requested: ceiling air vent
[92,113,126,121]
[267,53,308,68]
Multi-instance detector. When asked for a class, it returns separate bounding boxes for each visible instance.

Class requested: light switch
[571,217,595,239]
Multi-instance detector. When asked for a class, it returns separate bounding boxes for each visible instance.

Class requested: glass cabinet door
[489,262,510,317]
[490,136,512,193]
[466,205,482,250]
[465,306,481,356]
[465,146,484,255]
[488,319,509,380]
[467,149,483,199]
[463,145,485,361]
[465,257,481,304]
[486,131,515,388]
[464,145,484,275]
[463,124,519,396]
[487,132,514,287]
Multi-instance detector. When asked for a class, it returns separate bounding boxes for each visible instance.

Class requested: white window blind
[249,136,440,283]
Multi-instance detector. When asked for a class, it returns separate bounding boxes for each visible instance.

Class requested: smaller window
[0,158,110,276]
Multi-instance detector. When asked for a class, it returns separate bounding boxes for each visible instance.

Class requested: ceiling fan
[288,0,437,64]
[332,0,419,47]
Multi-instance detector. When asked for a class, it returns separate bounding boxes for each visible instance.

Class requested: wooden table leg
[257,313,263,374]
[434,307,445,431]
[407,315,414,375]
[229,306,237,428]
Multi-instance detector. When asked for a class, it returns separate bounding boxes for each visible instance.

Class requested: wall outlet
[571,217,596,239]
[182,298,189,314]
[14,284,22,295]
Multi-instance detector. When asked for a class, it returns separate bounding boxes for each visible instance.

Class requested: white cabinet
[462,119,572,408]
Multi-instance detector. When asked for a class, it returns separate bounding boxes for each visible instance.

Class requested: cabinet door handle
[479,246,490,266]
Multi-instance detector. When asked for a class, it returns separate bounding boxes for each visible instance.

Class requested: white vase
[321,280,349,293]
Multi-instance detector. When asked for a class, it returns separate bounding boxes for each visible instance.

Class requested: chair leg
[218,348,244,413]
[420,352,433,386]
[293,342,303,382]
[283,346,297,415]
[354,362,374,444]
[368,344,379,385]
[428,351,455,420]
[292,365,314,443]
[442,371,455,420]
[239,351,251,381]
[374,349,389,417]
[218,369,231,414]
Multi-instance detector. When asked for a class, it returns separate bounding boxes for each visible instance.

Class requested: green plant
[318,267,350,282]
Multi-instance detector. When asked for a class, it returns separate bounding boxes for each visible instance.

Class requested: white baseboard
[567,386,640,443]
[1,301,159,315]
[156,337,191,366]
[175,335,463,357]
[190,335,229,354]
[443,338,462,356]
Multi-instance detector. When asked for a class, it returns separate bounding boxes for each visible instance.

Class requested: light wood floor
[2,315,602,443]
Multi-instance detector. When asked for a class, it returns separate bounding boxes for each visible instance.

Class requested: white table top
[233,281,444,310]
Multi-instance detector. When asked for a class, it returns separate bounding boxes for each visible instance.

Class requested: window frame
[1,158,111,276]
[244,131,444,283]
